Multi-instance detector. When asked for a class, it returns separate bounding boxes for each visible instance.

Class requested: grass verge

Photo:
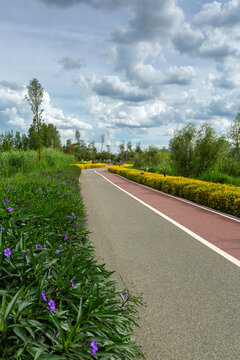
[0,165,145,359]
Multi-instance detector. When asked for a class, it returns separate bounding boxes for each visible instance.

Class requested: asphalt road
[80,169,240,360]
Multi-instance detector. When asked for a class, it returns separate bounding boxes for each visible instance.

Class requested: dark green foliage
[0,165,145,359]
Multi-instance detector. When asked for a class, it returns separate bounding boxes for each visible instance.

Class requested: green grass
[0,154,145,359]
[198,170,240,186]
[0,149,77,178]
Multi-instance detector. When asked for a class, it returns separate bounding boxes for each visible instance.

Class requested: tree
[194,122,227,175]
[135,142,142,154]
[75,130,81,143]
[42,123,61,149]
[66,139,72,155]
[14,131,22,150]
[169,123,196,176]
[21,133,29,151]
[227,109,240,160]
[25,78,44,161]
[101,134,105,153]
[118,141,125,162]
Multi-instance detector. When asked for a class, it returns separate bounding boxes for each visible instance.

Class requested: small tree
[25,78,44,161]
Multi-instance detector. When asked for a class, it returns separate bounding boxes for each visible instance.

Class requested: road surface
[80,168,240,360]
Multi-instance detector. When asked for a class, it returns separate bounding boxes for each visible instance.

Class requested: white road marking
[95,170,240,269]
[103,170,240,223]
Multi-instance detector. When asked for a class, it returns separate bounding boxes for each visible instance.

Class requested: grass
[0,151,145,359]
[0,149,77,178]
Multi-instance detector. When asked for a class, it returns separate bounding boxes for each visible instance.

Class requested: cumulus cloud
[92,75,151,102]
[111,0,184,44]
[172,23,204,55]
[58,56,86,71]
[194,0,240,28]
[40,0,134,9]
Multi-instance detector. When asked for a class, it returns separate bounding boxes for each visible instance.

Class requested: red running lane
[97,168,240,261]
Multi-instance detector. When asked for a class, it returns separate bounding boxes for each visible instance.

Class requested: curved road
[80,168,240,360]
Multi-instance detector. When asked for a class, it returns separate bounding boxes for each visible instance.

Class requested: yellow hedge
[108,166,240,218]
[71,163,107,169]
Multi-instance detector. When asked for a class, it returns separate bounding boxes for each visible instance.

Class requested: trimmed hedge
[108,166,240,218]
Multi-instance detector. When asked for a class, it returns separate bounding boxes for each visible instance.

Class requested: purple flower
[55,250,60,255]
[8,185,11,187]
[0,227,4,231]
[71,212,76,219]
[90,340,98,355]
[59,244,62,249]
[4,248,12,258]
[48,299,55,312]
[63,235,68,241]
[67,191,70,194]
[122,292,127,296]
[8,207,13,213]
[4,199,9,204]
[35,244,41,249]
[40,292,47,301]
[47,190,49,193]
[70,276,75,283]
[114,309,118,311]
[75,223,78,227]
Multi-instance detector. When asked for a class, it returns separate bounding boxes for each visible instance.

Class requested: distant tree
[227,109,240,160]
[66,139,72,155]
[135,142,142,154]
[194,122,228,175]
[2,138,12,152]
[28,124,38,150]
[88,141,97,162]
[169,123,196,176]
[21,133,29,151]
[106,144,111,154]
[25,78,44,161]
[42,123,61,149]
[101,134,105,153]
[75,129,81,143]
[118,141,125,162]
[14,131,22,150]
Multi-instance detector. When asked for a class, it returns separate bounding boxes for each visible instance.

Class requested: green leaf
[34,348,46,360]
[13,327,28,344]
[64,297,82,348]
[3,287,23,326]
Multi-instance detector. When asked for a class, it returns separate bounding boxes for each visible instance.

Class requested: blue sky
[0,0,239,152]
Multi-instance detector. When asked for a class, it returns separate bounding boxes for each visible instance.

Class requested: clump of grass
[198,170,240,186]
[0,167,145,359]
[0,149,77,178]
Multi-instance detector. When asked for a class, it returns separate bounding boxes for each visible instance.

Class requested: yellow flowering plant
[108,166,240,217]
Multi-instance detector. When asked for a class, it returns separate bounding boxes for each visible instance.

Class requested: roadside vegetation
[0,153,145,359]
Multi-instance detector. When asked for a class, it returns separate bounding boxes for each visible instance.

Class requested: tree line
[0,78,239,178]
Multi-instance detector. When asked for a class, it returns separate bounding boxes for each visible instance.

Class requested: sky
[0,0,240,152]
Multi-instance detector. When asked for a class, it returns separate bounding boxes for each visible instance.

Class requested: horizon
[0,0,240,152]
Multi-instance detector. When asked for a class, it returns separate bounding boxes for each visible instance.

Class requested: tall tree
[169,123,197,176]
[14,131,22,150]
[101,134,105,153]
[194,122,227,175]
[25,78,44,161]
[227,109,240,160]
[75,129,81,143]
